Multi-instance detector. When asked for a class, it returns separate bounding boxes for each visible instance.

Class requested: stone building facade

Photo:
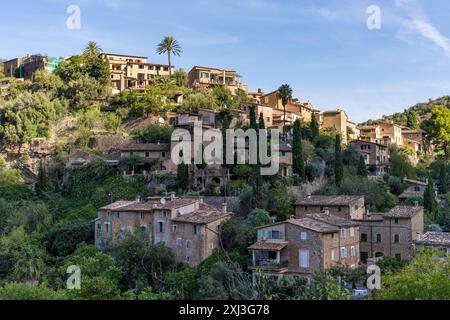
[358,206,424,262]
[248,214,360,279]
[295,195,366,220]
[95,196,231,266]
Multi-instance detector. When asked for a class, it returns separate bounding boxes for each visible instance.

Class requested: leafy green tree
[66,75,103,110]
[213,86,234,109]
[293,119,305,180]
[0,283,62,300]
[389,146,415,179]
[35,161,49,196]
[132,124,174,144]
[387,176,404,195]
[173,68,187,87]
[305,271,351,300]
[196,275,228,300]
[104,112,122,134]
[406,110,420,129]
[310,112,320,141]
[270,181,296,221]
[278,84,293,129]
[83,41,102,57]
[46,220,94,257]
[334,135,344,187]
[356,155,368,178]
[376,252,450,300]
[156,36,182,77]
[180,91,218,113]
[424,105,450,159]
[247,208,272,227]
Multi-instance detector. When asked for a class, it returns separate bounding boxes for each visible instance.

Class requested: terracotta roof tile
[415,232,450,246]
[295,195,364,206]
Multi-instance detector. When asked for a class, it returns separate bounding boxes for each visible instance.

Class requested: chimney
[414,201,419,208]
[222,202,227,214]
[199,198,204,204]
[170,192,175,200]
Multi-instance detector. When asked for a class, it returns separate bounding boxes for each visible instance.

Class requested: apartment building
[358,205,424,262]
[95,196,232,266]
[279,144,293,177]
[3,54,63,80]
[101,53,173,94]
[358,124,382,141]
[248,214,360,279]
[295,195,366,220]
[349,140,390,176]
[321,110,360,145]
[414,232,450,258]
[259,90,314,123]
[240,103,276,128]
[378,121,404,146]
[187,66,248,95]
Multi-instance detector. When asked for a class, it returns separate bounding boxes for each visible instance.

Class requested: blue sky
[2,0,450,122]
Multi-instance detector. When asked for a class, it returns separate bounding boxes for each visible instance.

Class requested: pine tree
[423,177,438,218]
[310,112,320,141]
[437,163,448,195]
[334,135,344,187]
[357,155,368,178]
[293,119,305,180]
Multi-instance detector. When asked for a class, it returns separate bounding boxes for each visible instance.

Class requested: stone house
[349,140,390,176]
[120,142,172,177]
[248,214,360,280]
[295,195,366,220]
[414,232,450,258]
[358,205,424,262]
[398,179,428,202]
[95,196,232,266]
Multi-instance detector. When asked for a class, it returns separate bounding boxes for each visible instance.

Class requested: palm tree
[278,84,293,130]
[83,41,102,57]
[156,36,182,77]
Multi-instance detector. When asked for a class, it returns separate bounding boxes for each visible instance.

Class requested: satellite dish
[160,198,166,205]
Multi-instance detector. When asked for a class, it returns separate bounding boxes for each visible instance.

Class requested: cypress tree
[357,155,368,178]
[177,161,189,192]
[334,134,344,187]
[423,177,438,219]
[437,163,448,194]
[222,114,230,166]
[35,161,48,195]
[249,106,257,130]
[293,119,305,180]
[258,112,265,129]
[310,112,320,141]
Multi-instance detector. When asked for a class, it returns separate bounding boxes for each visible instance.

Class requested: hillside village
[0,40,449,300]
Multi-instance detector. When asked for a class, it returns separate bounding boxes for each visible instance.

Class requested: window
[361,233,368,242]
[270,230,282,240]
[172,225,177,232]
[186,240,192,249]
[157,221,164,233]
[331,250,336,261]
[340,229,346,239]
[162,152,166,157]
[338,206,342,212]
[351,246,356,257]
[395,253,401,260]
[176,238,182,246]
[299,250,309,268]
[199,72,209,78]
[186,256,190,262]
[209,242,214,250]
[304,206,308,212]
[139,212,143,220]
[145,152,150,157]
[376,234,382,242]
[116,212,120,219]
[341,247,347,258]
[394,234,400,243]
[300,232,308,241]
[193,225,198,235]
[350,227,355,237]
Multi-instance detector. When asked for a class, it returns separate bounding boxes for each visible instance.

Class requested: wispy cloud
[395,0,450,56]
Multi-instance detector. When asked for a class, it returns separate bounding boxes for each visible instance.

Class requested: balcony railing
[252,259,289,269]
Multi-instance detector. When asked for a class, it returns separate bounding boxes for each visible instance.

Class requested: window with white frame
[340,229,346,239]
[341,247,347,258]
[351,246,356,257]
[331,250,336,261]
[176,238,182,247]
[300,232,308,241]
[186,240,192,249]
[350,227,355,237]
[299,250,309,268]
[209,242,214,250]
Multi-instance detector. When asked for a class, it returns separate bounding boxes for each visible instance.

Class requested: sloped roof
[307,214,359,227]
[121,143,170,152]
[295,195,364,206]
[384,206,423,219]
[248,241,288,251]
[171,203,231,225]
[287,218,339,233]
[415,232,450,246]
